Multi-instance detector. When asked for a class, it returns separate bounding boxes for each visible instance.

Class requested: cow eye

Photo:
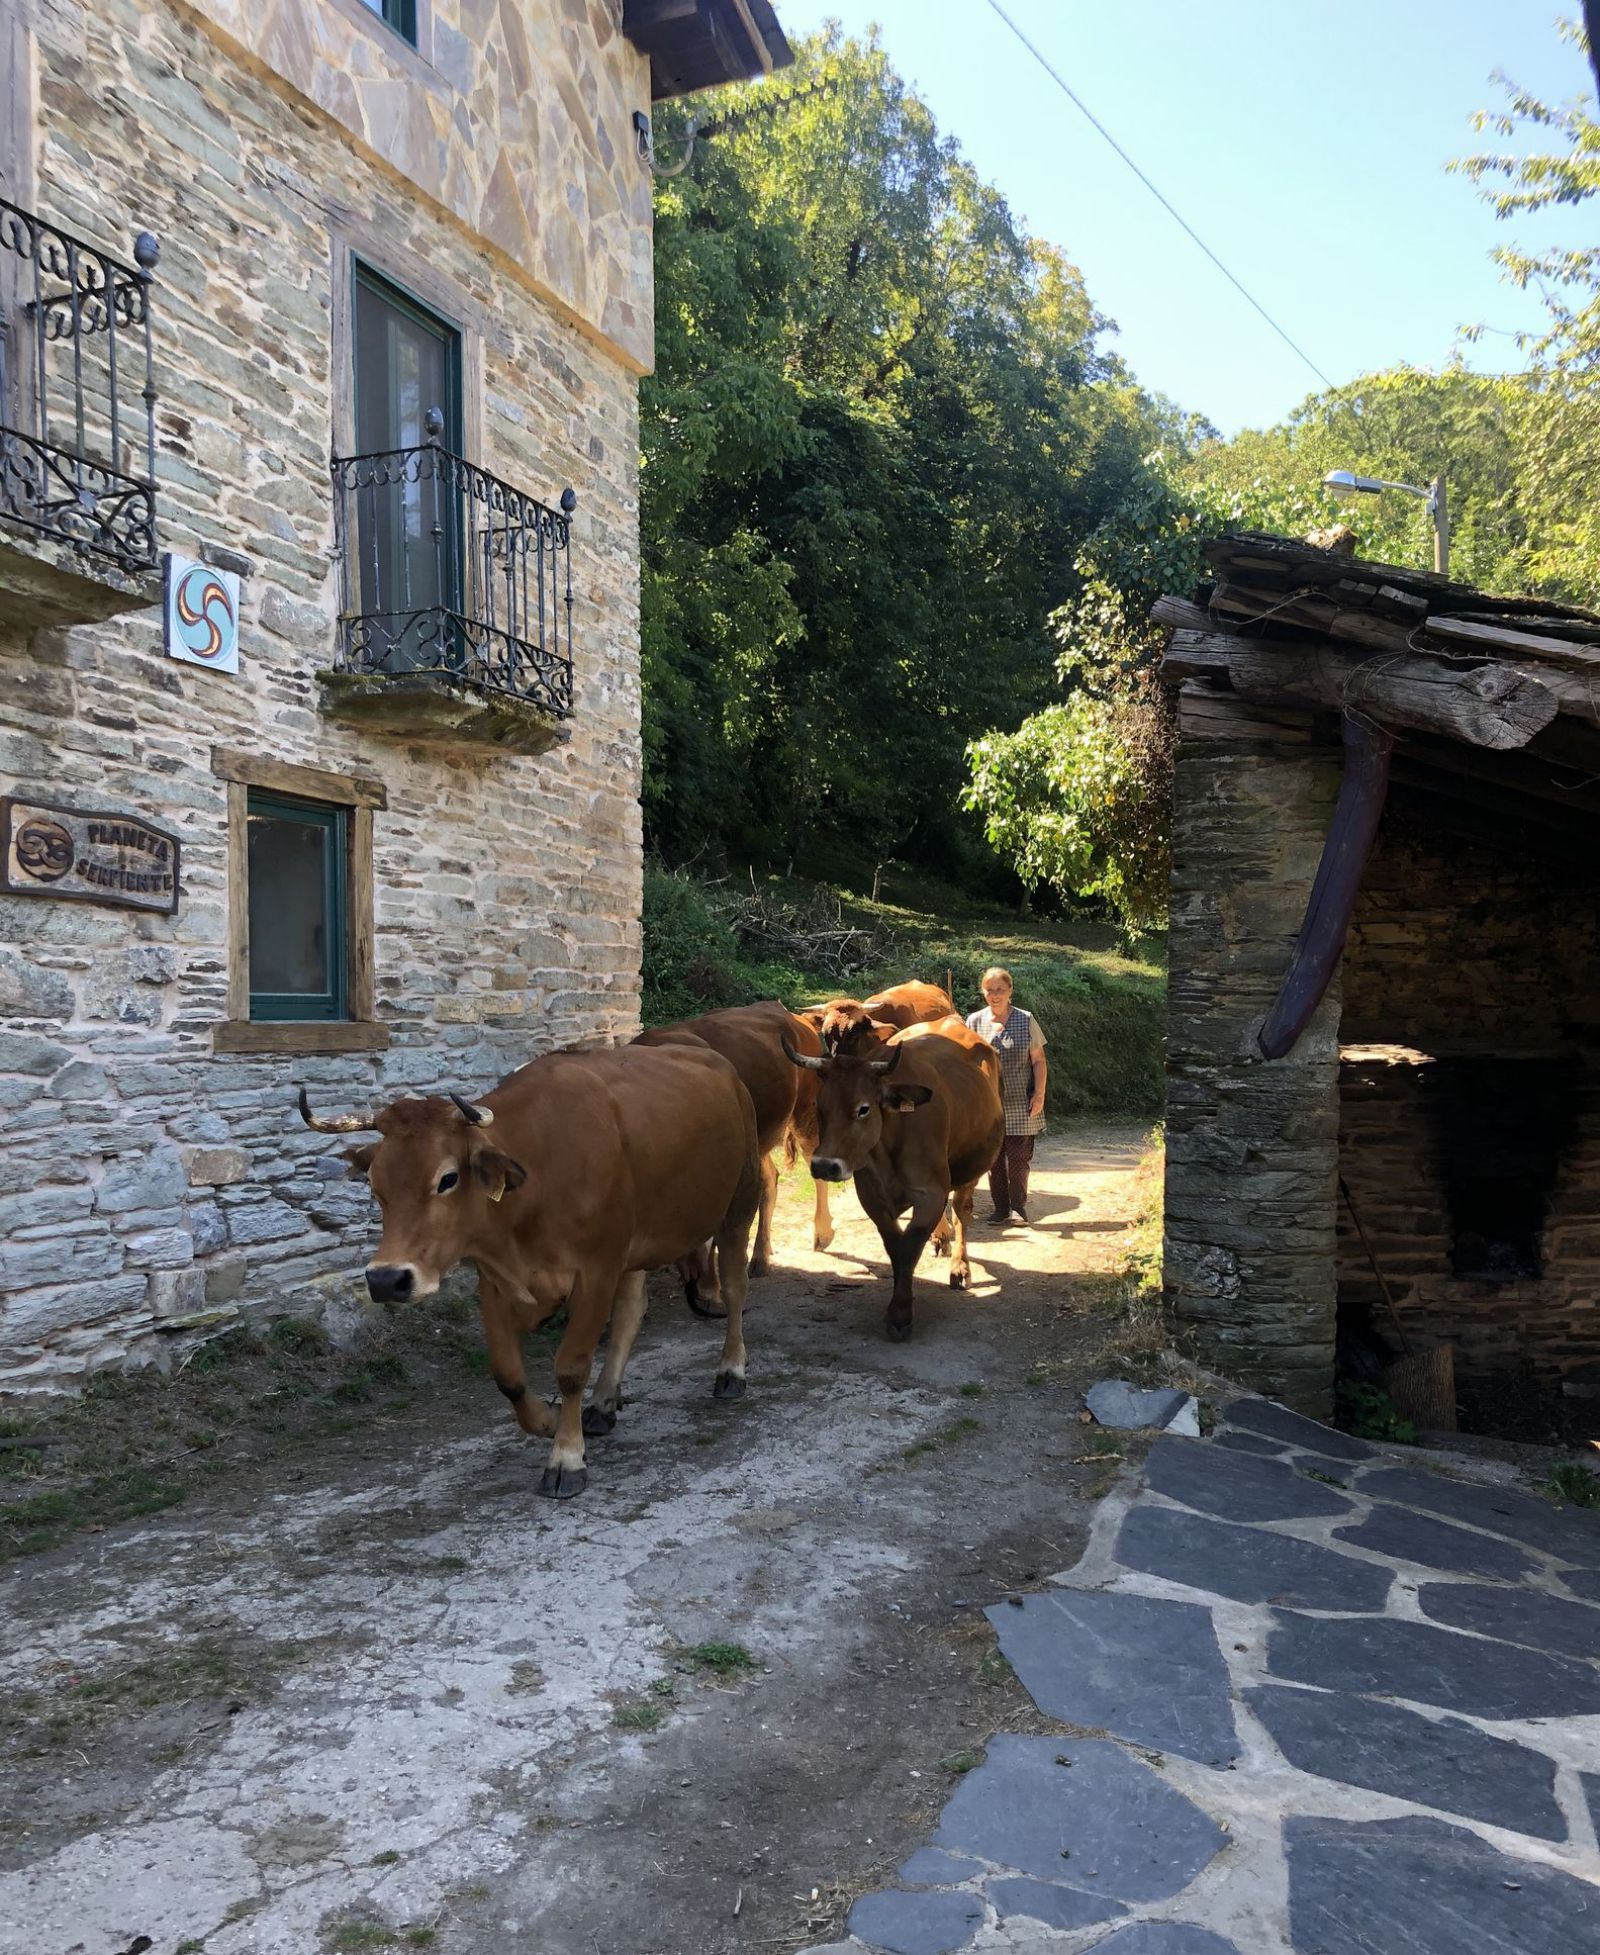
[437,1170,460,1194]
[856,1103,870,1119]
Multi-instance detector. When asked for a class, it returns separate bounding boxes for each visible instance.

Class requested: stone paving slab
[1286,1814,1600,1955]
[986,1589,1241,1767]
[1118,1504,1392,1613]
[1144,1438,1354,1525]
[1566,1566,1600,1603]
[1333,1503,1542,1582]
[933,1736,1227,1903]
[1267,1610,1600,1717]
[898,1849,984,1887]
[989,1876,1128,1932]
[1245,1684,1566,1840]
[1086,1929,1244,1955]
[1359,1465,1600,1568]
[1418,1579,1600,1659]
[1219,1399,1376,1463]
[846,1888,985,1954]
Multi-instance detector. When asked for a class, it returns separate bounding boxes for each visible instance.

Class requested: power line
[980,0,1336,389]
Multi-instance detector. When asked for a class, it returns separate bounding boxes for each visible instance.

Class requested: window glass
[352,267,462,670]
[358,0,418,50]
[247,793,347,1021]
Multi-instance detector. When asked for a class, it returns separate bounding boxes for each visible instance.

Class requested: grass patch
[328,1925,395,1951]
[2,1636,311,1753]
[977,1648,1015,1688]
[958,1380,986,1398]
[679,1641,756,1674]
[1300,1467,1347,1489]
[1541,1463,1600,1509]
[642,862,1165,1116]
[903,1415,984,1461]
[371,1850,402,1867]
[940,1747,985,1775]
[612,1700,666,1732]
[0,1297,494,1565]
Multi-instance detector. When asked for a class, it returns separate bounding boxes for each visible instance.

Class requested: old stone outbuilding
[0,0,790,1389]
[1158,535,1600,1435]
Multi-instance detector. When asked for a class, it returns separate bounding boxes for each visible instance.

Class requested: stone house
[0,0,790,1391]
[1156,534,1600,1432]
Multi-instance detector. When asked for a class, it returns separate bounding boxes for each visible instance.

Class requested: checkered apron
[969,1006,1044,1137]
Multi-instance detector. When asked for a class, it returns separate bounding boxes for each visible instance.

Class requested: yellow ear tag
[487,1182,504,1203]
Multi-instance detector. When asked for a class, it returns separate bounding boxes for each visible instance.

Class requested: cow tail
[783,1123,799,1170]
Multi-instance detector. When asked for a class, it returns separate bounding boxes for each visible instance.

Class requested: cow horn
[867,1045,903,1076]
[780,1031,826,1073]
[297,1087,376,1133]
[449,1092,494,1127]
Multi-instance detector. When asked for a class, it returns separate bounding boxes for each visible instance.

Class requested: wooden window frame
[212,748,389,1056]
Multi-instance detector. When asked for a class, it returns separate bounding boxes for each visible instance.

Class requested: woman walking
[966,967,1048,1225]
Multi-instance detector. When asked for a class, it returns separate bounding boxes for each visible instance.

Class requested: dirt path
[0,1123,1151,1955]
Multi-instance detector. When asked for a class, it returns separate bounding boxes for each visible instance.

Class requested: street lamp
[1322,469,1450,577]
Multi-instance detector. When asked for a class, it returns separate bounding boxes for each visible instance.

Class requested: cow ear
[473,1149,528,1203]
[344,1143,378,1180]
[883,1084,934,1112]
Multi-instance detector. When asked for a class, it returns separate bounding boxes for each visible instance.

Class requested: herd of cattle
[295,982,1005,1498]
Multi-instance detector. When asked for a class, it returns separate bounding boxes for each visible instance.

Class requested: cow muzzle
[366,1263,419,1303]
[810,1157,851,1184]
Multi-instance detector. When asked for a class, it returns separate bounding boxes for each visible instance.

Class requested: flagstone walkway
[806,1397,1600,1955]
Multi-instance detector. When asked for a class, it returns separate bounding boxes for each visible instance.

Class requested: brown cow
[297,1042,761,1499]
[810,980,954,1058]
[782,1029,1003,1340]
[890,1017,1002,1258]
[633,1001,831,1294]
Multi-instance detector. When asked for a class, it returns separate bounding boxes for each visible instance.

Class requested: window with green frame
[246,792,349,1022]
[358,0,418,50]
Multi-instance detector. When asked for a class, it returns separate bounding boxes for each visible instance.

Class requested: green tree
[1451,15,1600,599]
[640,29,1178,882]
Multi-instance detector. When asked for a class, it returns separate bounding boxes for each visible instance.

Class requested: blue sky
[773,2,1594,434]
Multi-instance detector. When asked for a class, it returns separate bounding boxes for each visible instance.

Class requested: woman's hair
[980,966,1013,990]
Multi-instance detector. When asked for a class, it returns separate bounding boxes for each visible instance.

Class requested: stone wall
[1337,811,1600,1397]
[0,0,647,1391]
[1163,716,1345,1415]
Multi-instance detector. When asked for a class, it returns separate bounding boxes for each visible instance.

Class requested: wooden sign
[1,798,180,913]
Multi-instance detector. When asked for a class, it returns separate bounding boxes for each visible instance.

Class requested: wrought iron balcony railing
[331,413,576,720]
[0,197,159,575]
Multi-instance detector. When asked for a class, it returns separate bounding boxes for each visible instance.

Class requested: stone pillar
[1164,721,1344,1415]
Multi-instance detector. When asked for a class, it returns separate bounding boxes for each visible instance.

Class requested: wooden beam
[1176,682,1312,743]
[1163,629,1556,750]
[1257,714,1393,1062]
[210,747,387,810]
[1422,614,1600,673]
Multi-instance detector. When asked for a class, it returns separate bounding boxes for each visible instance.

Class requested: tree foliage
[640,29,1179,882]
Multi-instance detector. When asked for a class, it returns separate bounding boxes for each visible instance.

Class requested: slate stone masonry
[1163,736,1345,1416]
[0,0,651,1390]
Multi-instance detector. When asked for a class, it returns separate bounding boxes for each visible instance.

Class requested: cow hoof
[749,1255,771,1279]
[712,1370,747,1400]
[685,1284,728,1321]
[932,1239,949,1259]
[582,1403,617,1437]
[885,1316,913,1343]
[814,1231,835,1254]
[538,1465,587,1500]
[949,1267,970,1290]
